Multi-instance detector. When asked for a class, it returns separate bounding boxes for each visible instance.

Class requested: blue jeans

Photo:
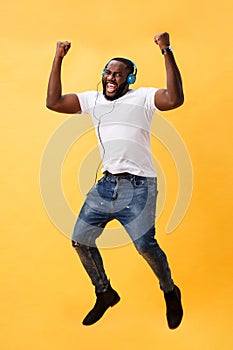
[72,172,174,293]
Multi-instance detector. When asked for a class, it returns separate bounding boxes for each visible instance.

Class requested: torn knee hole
[72,240,80,248]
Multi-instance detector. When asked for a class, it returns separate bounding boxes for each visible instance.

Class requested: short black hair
[107,57,135,74]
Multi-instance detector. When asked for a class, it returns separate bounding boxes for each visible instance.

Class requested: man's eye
[115,73,121,77]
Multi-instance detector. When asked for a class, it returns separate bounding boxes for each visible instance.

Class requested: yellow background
[1,0,232,349]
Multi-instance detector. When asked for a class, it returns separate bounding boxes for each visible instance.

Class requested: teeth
[107,83,116,92]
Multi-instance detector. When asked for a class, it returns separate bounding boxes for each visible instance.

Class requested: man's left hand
[154,32,170,49]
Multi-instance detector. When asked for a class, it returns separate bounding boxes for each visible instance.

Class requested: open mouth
[106,82,117,94]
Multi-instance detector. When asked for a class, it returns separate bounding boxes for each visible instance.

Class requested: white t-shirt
[77,87,158,177]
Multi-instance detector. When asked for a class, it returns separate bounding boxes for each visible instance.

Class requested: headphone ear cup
[127,73,136,85]
[102,68,105,77]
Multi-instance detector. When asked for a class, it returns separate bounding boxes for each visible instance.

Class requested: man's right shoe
[82,283,120,326]
[164,285,183,329]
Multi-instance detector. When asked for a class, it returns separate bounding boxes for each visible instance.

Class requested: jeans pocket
[133,176,157,189]
[133,176,148,188]
[97,176,105,185]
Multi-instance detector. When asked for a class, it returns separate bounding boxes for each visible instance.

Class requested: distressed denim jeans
[72,172,174,293]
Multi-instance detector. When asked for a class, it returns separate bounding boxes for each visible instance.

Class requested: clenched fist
[154,32,170,50]
[55,41,71,58]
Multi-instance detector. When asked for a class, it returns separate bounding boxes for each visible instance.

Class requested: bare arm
[46,41,81,114]
[154,33,184,111]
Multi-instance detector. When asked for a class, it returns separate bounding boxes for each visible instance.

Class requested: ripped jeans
[72,172,174,293]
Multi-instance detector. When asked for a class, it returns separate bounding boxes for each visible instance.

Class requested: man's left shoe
[164,285,183,329]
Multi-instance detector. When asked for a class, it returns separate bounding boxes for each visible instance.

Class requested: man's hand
[55,41,71,58]
[154,32,170,50]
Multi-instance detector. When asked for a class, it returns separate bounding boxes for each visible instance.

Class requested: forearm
[45,41,80,114]
[163,50,184,107]
[46,56,63,109]
[154,32,184,111]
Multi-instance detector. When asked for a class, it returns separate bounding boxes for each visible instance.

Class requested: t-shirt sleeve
[144,87,159,112]
[76,91,97,114]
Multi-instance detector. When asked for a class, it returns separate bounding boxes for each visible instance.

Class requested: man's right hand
[55,41,71,58]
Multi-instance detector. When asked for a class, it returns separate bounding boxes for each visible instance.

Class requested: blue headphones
[102,59,137,85]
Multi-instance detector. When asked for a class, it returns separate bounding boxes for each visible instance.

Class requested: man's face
[102,60,130,101]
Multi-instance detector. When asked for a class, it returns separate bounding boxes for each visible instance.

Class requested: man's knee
[134,235,159,255]
[134,239,148,254]
[72,240,80,248]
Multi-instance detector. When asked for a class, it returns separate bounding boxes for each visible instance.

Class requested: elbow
[169,93,184,109]
[156,90,184,111]
[176,94,184,108]
[46,103,52,110]
[46,104,54,111]
[46,99,56,111]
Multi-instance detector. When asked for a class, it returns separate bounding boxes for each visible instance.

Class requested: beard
[102,80,128,101]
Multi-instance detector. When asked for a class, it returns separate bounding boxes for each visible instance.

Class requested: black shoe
[82,283,120,326]
[164,285,183,329]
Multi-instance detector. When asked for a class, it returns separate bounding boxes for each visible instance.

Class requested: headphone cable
[92,81,117,185]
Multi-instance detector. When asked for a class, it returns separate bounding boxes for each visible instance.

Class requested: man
[46,32,184,329]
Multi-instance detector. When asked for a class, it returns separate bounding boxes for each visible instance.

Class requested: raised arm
[46,41,81,114]
[154,32,184,111]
